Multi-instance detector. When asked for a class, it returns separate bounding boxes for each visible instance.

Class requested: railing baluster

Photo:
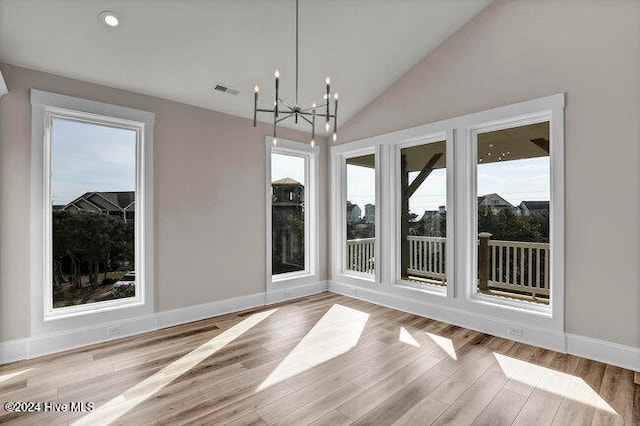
[491,244,495,283]
[431,240,435,273]
[498,245,503,283]
[527,247,532,288]
[536,247,541,289]
[544,247,549,290]
[519,246,523,286]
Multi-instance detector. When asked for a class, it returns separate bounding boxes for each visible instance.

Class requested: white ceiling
[0,0,492,133]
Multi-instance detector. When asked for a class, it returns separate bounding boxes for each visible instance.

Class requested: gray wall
[0,63,329,342]
[338,0,640,347]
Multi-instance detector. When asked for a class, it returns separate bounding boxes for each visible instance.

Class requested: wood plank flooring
[0,292,638,425]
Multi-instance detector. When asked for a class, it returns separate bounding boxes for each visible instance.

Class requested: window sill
[392,279,447,297]
[44,297,145,321]
[470,291,552,318]
[272,270,316,284]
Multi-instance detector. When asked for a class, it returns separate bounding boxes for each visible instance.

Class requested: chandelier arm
[300,111,335,119]
[276,113,295,124]
[298,114,313,126]
[256,108,276,113]
[279,98,296,110]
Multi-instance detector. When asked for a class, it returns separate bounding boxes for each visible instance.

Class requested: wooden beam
[530,138,549,154]
[406,153,443,199]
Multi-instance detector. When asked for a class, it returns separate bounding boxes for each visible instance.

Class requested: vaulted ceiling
[0,0,492,133]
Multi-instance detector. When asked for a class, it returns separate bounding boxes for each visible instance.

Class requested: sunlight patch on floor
[493,352,618,416]
[257,304,369,391]
[426,332,457,360]
[0,368,31,383]
[399,327,420,347]
[71,309,278,426]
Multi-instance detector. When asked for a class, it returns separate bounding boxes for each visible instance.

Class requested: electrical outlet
[507,325,523,337]
[107,325,123,337]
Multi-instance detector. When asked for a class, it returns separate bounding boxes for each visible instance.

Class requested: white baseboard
[566,333,640,372]
[156,292,266,329]
[330,280,639,372]
[329,280,566,353]
[265,280,328,305]
[3,280,638,373]
[0,338,29,364]
[0,282,329,364]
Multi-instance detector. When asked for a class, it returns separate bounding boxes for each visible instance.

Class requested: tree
[52,210,134,290]
[477,207,547,243]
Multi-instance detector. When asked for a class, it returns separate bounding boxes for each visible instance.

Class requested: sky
[272,153,305,184]
[51,118,548,213]
[273,151,549,219]
[51,118,136,205]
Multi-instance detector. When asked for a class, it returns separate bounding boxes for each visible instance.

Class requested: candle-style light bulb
[325,76,330,85]
[312,102,316,108]
[275,69,280,78]
[332,132,337,142]
[254,84,259,93]
[325,122,330,133]
[272,137,277,146]
[310,139,315,148]
[334,93,339,100]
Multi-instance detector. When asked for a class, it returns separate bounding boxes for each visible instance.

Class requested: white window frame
[331,142,381,285]
[30,90,154,335]
[390,131,455,297]
[330,94,565,346]
[266,137,319,289]
[465,107,563,319]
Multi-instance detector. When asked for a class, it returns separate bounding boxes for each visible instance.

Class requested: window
[398,139,448,288]
[31,90,154,329]
[271,153,306,275]
[51,118,137,308]
[346,154,376,275]
[475,121,551,305]
[266,137,318,286]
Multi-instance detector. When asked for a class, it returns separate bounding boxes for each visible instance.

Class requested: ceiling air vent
[213,83,240,96]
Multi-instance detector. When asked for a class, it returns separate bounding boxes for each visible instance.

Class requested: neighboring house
[272,177,305,272]
[421,205,446,222]
[347,201,361,224]
[363,204,375,224]
[63,191,135,222]
[477,193,516,214]
[519,200,549,216]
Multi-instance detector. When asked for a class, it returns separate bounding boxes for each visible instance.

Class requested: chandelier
[253,0,338,147]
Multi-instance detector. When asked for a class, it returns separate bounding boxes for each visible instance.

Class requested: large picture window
[399,140,447,286]
[31,90,154,326]
[474,121,551,305]
[271,153,306,275]
[332,94,563,344]
[266,137,318,287]
[51,118,138,308]
[346,154,376,275]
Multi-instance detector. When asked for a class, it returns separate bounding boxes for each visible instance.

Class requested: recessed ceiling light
[98,11,120,28]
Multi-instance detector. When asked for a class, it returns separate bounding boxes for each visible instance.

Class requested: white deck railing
[345,236,550,298]
[346,238,375,274]
[406,236,447,282]
[486,239,550,297]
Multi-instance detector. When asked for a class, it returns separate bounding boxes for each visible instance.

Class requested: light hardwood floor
[1,292,638,425]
